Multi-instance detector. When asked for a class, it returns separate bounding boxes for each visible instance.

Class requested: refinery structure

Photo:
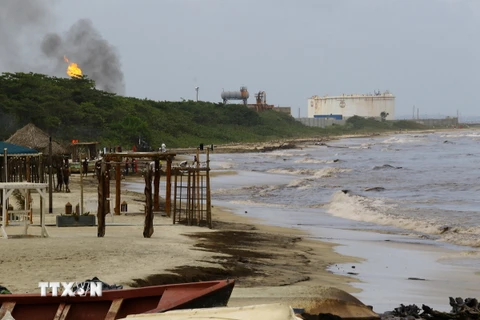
[307,90,395,120]
[221,87,291,114]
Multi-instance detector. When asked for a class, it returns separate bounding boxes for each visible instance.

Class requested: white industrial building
[307,91,395,120]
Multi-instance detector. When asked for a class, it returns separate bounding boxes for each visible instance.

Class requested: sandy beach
[1,131,477,316]
[0,167,362,308]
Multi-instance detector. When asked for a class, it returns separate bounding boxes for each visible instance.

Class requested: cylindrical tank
[221,87,249,101]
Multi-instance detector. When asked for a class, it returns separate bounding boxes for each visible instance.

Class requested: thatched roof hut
[6,123,68,156]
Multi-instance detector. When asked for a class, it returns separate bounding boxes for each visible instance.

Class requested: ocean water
[211,131,480,250]
[207,130,480,311]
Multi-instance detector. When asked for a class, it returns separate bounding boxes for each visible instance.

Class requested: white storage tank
[307,91,395,120]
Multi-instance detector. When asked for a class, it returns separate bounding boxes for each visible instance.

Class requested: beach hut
[0,141,42,183]
[6,123,68,156]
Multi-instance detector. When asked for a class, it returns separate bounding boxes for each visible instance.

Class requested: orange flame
[63,55,83,78]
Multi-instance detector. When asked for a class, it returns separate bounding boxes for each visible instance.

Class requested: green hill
[0,72,322,149]
[0,72,425,150]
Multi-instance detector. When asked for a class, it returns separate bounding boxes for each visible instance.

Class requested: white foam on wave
[287,178,312,189]
[440,131,480,139]
[212,162,236,170]
[381,135,428,144]
[284,167,350,189]
[267,168,312,175]
[312,167,350,178]
[213,183,282,197]
[229,199,286,208]
[325,191,480,247]
[265,151,310,158]
[294,158,336,164]
[349,143,372,149]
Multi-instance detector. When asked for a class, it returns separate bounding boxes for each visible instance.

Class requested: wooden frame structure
[172,148,212,228]
[0,182,48,239]
[96,152,176,237]
[70,141,99,161]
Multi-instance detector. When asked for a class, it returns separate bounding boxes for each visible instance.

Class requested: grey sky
[3,0,479,118]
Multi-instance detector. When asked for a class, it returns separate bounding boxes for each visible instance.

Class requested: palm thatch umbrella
[6,123,68,156]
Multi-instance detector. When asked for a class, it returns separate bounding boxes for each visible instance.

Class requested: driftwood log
[143,169,154,238]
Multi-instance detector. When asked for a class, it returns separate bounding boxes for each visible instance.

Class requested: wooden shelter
[70,141,99,161]
[6,123,68,156]
[0,142,42,183]
[96,151,176,237]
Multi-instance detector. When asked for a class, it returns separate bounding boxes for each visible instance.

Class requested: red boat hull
[0,279,235,320]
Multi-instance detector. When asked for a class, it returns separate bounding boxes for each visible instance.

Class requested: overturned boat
[0,279,235,320]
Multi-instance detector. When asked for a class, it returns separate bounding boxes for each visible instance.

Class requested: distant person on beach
[133,159,138,173]
[82,158,88,177]
[125,158,129,176]
[63,164,70,193]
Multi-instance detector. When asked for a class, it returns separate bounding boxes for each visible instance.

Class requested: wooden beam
[165,159,172,217]
[97,161,107,237]
[0,302,15,318]
[53,303,69,320]
[206,148,212,229]
[143,169,154,238]
[172,170,177,224]
[105,298,124,320]
[196,148,200,225]
[106,161,111,214]
[153,159,160,211]
[115,163,121,215]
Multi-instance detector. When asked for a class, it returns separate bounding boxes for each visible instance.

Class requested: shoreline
[170,127,474,154]
[0,174,362,307]
[1,128,478,314]
[202,129,480,312]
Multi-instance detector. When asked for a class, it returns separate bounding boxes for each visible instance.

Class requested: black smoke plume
[42,19,125,94]
[0,0,125,95]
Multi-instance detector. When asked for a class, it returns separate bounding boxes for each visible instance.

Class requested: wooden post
[196,148,200,225]
[97,160,107,237]
[143,168,154,238]
[26,157,30,182]
[26,157,32,223]
[39,155,44,183]
[165,158,172,217]
[172,169,177,224]
[48,138,52,213]
[153,159,160,211]
[187,170,192,225]
[115,162,121,215]
[106,160,111,214]
[206,148,212,228]
[40,195,44,237]
[79,154,84,215]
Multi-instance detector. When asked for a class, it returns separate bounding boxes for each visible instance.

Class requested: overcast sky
[4,0,480,118]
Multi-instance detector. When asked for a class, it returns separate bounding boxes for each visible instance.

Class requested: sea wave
[267,168,312,175]
[229,199,286,208]
[312,167,350,178]
[267,167,350,180]
[294,158,338,164]
[325,191,480,247]
[381,135,429,144]
[265,151,310,158]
